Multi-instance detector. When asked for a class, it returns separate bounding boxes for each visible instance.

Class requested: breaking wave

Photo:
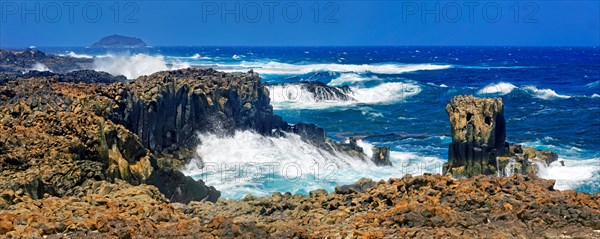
[522,86,571,100]
[28,62,51,72]
[477,82,571,100]
[93,53,191,79]
[536,158,600,191]
[328,73,381,86]
[182,130,443,199]
[267,82,421,109]
[60,51,94,59]
[218,61,452,75]
[477,82,518,95]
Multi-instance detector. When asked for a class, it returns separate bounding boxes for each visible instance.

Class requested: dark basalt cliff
[106,69,288,156]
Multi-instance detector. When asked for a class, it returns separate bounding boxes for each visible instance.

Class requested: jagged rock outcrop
[445,95,506,177]
[0,75,218,204]
[444,95,559,177]
[106,68,288,156]
[0,49,92,74]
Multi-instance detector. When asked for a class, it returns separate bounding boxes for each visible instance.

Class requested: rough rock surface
[444,95,559,178]
[2,175,598,238]
[0,73,220,204]
[107,68,289,156]
[498,143,559,176]
[445,95,507,177]
[0,49,92,74]
[371,146,392,166]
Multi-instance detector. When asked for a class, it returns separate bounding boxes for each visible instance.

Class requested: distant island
[90,34,146,48]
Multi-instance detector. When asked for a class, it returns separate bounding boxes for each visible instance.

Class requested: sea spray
[93,53,190,79]
[183,130,444,199]
[504,158,518,177]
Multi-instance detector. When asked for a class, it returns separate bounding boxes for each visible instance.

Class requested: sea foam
[477,82,517,95]
[477,82,571,100]
[182,130,443,199]
[328,73,380,86]
[536,158,600,191]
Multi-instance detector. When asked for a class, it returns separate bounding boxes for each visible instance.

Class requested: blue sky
[1,1,599,47]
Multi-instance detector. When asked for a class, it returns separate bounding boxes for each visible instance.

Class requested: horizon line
[2,45,599,49]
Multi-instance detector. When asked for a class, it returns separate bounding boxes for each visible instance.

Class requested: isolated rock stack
[444,95,506,177]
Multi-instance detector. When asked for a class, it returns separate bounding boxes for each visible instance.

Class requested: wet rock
[371,146,392,166]
[291,122,326,143]
[146,167,220,203]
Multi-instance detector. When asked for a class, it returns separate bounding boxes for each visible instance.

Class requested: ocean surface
[39,46,600,199]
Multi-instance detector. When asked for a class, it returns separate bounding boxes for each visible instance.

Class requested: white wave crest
[60,51,93,59]
[267,82,421,109]
[592,94,600,98]
[349,82,421,104]
[182,131,443,199]
[328,73,380,86]
[523,86,571,100]
[218,62,452,75]
[28,62,51,72]
[477,82,517,95]
[536,158,600,191]
[93,54,190,79]
[586,81,599,88]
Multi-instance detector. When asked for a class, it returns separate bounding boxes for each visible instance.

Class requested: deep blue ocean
[40,46,600,199]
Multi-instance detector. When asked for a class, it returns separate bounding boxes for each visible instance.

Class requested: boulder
[371,146,392,166]
[291,122,326,143]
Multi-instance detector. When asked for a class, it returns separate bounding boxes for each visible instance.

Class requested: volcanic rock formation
[444,95,558,177]
[445,95,506,177]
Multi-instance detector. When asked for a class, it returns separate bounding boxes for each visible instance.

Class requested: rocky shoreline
[0,50,599,238]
